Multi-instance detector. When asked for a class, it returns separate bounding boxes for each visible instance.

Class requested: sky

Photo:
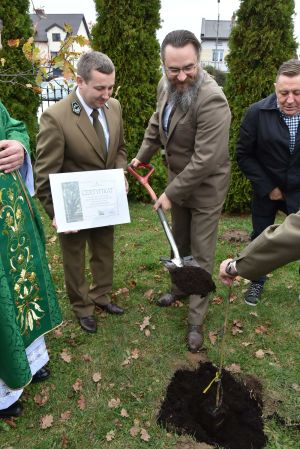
[30,0,300,47]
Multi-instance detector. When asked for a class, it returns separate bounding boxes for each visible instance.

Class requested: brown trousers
[59,226,114,318]
[171,202,223,325]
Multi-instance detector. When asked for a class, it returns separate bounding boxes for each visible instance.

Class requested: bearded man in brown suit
[131,30,231,352]
[35,51,127,333]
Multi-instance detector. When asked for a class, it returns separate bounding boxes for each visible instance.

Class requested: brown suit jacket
[136,71,231,208]
[35,90,127,218]
[236,211,300,280]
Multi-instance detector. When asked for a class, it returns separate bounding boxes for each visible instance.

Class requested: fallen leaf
[129,279,137,288]
[292,383,300,392]
[40,414,54,429]
[48,235,57,243]
[129,425,140,437]
[229,294,237,303]
[54,327,63,337]
[72,378,83,392]
[255,325,268,334]
[114,287,129,297]
[131,348,140,359]
[60,410,71,421]
[264,349,274,356]
[114,418,123,428]
[140,428,150,441]
[60,349,72,363]
[34,386,50,406]
[208,331,218,345]
[3,419,16,428]
[120,408,129,417]
[255,349,265,359]
[108,397,120,408]
[140,316,151,331]
[144,329,151,337]
[92,372,102,383]
[173,300,184,307]
[106,430,116,441]
[212,295,223,304]
[82,354,92,362]
[121,357,131,366]
[77,394,86,410]
[60,434,68,448]
[241,341,252,347]
[144,289,154,300]
[250,311,258,317]
[225,363,242,373]
[232,319,243,335]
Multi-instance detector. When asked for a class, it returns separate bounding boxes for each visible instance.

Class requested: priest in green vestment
[0,101,62,418]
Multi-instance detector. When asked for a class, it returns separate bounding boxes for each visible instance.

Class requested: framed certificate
[49,169,130,233]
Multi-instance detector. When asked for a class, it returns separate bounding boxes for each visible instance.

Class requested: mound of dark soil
[158,362,267,449]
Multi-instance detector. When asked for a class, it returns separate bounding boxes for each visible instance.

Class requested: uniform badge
[71,101,81,115]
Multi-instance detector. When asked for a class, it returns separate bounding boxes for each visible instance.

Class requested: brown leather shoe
[79,316,97,333]
[157,292,184,307]
[187,325,203,352]
[99,303,124,315]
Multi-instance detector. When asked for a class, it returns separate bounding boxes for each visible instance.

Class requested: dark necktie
[91,109,107,159]
[167,104,176,134]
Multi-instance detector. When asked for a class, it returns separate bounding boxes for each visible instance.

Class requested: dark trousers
[250,194,289,284]
[59,226,114,318]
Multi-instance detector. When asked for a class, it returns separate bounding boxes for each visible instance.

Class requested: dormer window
[52,33,61,42]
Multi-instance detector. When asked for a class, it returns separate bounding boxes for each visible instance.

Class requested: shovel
[127,163,215,296]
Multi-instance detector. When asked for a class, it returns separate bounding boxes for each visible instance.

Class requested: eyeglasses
[164,63,198,76]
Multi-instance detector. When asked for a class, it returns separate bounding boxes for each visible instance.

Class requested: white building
[30,11,90,77]
[200,17,235,72]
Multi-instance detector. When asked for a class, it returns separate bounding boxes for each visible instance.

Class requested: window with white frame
[52,33,61,42]
[212,49,224,62]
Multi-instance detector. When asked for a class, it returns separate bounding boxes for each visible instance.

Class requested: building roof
[201,18,233,40]
[30,13,90,42]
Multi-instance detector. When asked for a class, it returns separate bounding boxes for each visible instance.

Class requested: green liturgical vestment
[0,171,62,389]
[0,101,62,390]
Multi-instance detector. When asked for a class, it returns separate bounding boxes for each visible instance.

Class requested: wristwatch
[225,260,238,277]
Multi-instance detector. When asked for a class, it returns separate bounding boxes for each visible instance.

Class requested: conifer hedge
[0,0,39,152]
[224,0,297,212]
[91,0,165,200]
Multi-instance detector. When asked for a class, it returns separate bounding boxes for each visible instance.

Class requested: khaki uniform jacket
[236,211,300,280]
[35,90,127,218]
[136,71,231,208]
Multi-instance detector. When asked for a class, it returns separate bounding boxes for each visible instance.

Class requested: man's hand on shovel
[154,192,172,211]
[130,158,141,168]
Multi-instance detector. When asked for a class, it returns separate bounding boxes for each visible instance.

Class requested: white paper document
[49,169,130,233]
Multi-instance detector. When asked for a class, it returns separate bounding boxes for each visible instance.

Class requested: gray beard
[164,73,202,113]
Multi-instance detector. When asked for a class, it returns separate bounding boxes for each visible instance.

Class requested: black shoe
[157,292,184,307]
[187,325,204,353]
[244,282,264,306]
[99,303,124,315]
[79,316,97,333]
[0,400,23,418]
[31,367,50,383]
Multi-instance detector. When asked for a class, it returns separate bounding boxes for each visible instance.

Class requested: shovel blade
[160,256,216,296]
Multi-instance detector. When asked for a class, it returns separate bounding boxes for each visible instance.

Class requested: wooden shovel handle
[127,163,157,201]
